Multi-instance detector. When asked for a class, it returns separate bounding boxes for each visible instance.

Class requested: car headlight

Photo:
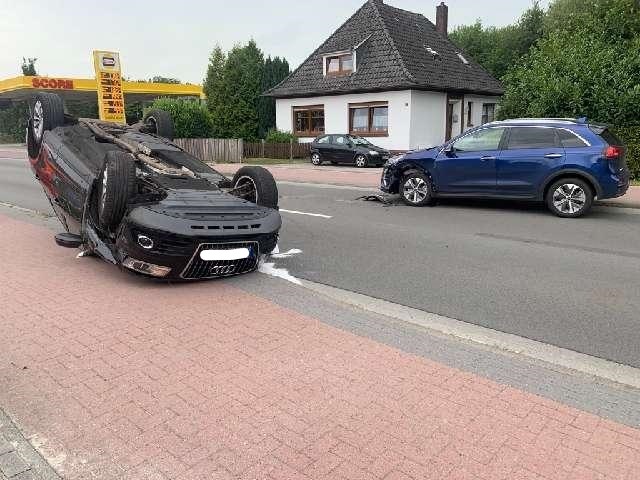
[369,150,380,155]
[384,154,405,167]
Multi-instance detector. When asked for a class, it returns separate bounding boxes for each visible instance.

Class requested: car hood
[356,145,389,154]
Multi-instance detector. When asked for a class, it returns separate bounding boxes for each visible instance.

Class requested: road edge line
[300,279,640,390]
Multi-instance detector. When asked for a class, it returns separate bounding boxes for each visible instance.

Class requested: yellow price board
[93,51,126,123]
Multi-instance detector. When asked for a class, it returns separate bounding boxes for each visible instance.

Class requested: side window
[317,136,330,144]
[333,135,347,145]
[453,128,504,152]
[507,127,559,150]
[557,129,588,148]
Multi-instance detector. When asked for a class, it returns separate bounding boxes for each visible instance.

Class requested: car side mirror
[444,144,455,155]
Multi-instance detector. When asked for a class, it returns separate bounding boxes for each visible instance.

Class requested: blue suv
[381,119,629,217]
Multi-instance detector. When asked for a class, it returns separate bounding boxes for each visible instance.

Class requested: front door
[445,95,463,141]
[497,127,565,197]
[435,127,506,194]
[331,135,353,163]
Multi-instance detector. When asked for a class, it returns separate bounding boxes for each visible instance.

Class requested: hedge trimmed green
[265,128,297,144]
[0,102,27,143]
[614,125,640,180]
[146,98,213,139]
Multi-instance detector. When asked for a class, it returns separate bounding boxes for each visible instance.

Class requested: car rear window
[506,127,559,149]
[589,125,623,146]
[557,129,588,148]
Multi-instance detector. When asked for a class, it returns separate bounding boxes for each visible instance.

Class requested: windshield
[349,136,373,146]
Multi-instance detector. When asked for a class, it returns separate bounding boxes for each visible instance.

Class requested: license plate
[200,248,251,261]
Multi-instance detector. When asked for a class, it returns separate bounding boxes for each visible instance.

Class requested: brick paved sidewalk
[0,213,639,480]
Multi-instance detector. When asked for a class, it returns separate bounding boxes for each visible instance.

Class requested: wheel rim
[403,177,428,204]
[100,167,109,214]
[234,176,258,204]
[311,154,320,165]
[146,117,158,135]
[552,183,586,214]
[33,101,44,141]
[355,155,366,167]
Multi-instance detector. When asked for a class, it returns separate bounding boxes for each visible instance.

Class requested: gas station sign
[93,50,126,123]
[31,77,74,89]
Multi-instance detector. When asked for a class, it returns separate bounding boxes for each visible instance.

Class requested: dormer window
[324,52,354,77]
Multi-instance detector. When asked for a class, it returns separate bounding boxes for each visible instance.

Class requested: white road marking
[280,209,332,219]
[270,248,303,259]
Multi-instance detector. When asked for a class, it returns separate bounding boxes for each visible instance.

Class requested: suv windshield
[349,136,373,146]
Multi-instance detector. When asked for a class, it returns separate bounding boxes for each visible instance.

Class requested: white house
[266,0,503,152]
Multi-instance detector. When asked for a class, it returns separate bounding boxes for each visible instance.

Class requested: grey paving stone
[0,452,29,478]
[0,437,11,456]
[11,470,36,480]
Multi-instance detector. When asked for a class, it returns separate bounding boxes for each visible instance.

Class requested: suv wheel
[546,178,593,218]
[311,153,322,165]
[400,171,434,207]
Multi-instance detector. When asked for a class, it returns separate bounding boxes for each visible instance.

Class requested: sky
[0,0,550,84]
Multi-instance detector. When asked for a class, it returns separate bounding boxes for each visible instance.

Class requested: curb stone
[0,409,61,480]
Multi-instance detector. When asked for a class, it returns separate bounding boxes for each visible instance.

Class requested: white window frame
[322,50,357,76]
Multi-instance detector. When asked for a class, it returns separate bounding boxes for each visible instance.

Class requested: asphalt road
[2,154,640,368]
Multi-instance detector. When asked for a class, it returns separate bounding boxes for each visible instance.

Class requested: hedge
[0,102,27,143]
[146,98,213,138]
[614,125,640,180]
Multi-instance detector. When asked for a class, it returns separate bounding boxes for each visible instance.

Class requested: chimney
[436,2,448,37]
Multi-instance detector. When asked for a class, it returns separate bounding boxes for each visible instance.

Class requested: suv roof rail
[486,118,588,126]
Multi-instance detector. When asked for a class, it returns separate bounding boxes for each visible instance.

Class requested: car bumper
[380,166,399,193]
[112,206,281,280]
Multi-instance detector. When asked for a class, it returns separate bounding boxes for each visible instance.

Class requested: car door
[331,135,353,164]
[496,127,565,197]
[315,135,332,158]
[434,127,505,194]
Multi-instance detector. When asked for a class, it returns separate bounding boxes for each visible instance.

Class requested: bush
[0,102,28,143]
[614,125,640,180]
[265,128,297,144]
[146,98,213,138]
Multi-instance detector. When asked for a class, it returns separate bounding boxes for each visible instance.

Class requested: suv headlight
[384,154,404,167]
[369,150,380,155]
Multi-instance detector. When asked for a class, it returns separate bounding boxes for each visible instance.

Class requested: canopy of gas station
[0,75,203,107]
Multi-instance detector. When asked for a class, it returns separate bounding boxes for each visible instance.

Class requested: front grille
[181,241,259,280]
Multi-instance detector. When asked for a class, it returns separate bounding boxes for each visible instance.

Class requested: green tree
[147,97,213,138]
[498,0,640,124]
[449,1,545,79]
[208,40,264,140]
[203,45,227,135]
[21,58,37,76]
[0,102,27,142]
[258,56,290,138]
[149,76,181,84]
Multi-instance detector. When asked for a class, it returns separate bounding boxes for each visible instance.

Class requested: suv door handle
[544,153,563,159]
[480,156,496,161]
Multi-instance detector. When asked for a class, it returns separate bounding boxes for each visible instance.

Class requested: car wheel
[231,166,279,209]
[98,151,136,230]
[260,234,279,254]
[400,171,434,207]
[144,109,174,140]
[311,153,322,165]
[354,154,368,168]
[546,178,593,218]
[28,93,64,157]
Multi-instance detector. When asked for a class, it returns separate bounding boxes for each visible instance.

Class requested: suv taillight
[604,145,623,159]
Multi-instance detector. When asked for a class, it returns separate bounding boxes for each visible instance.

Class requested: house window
[467,101,473,127]
[325,53,353,76]
[293,106,325,137]
[481,103,496,124]
[349,102,388,136]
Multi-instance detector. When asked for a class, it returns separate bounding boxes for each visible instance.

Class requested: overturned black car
[27,93,281,280]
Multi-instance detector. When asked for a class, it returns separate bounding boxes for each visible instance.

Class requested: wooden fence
[173,138,243,163]
[173,138,311,163]
[244,141,311,160]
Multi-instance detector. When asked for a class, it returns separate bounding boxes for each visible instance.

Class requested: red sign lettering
[31,77,74,90]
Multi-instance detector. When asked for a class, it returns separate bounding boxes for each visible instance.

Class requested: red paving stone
[0,212,639,480]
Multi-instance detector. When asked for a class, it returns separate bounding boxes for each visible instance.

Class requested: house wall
[275,91,412,151]
[275,91,502,152]
[462,94,502,133]
[409,90,447,150]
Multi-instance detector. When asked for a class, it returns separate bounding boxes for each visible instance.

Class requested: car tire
[311,153,322,165]
[144,109,174,140]
[260,234,279,254]
[28,92,64,157]
[231,166,279,209]
[354,154,368,168]
[98,151,136,230]
[546,178,593,218]
[400,171,435,207]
